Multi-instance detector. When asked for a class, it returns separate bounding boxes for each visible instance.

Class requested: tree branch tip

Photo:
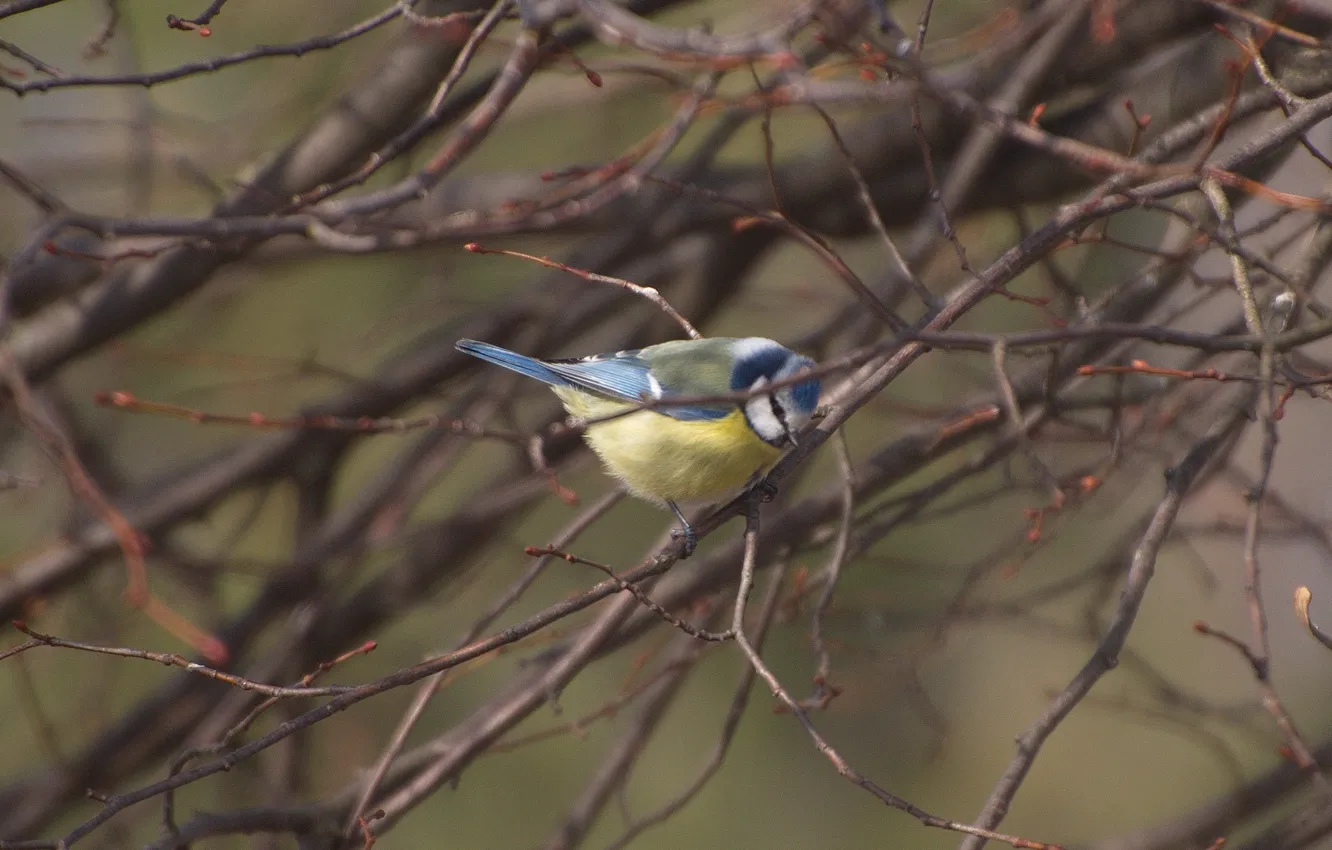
[525,545,576,563]
[164,15,213,37]
[200,638,230,665]
[1294,585,1312,625]
[93,390,136,408]
[1293,585,1332,651]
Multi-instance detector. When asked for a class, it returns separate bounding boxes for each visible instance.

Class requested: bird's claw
[666,500,697,558]
[751,478,779,503]
[670,523,697,558]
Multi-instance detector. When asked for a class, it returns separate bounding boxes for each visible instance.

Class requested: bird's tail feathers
[455,339,569,388]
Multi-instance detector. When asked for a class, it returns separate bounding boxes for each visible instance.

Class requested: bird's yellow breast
[553,387,781,505]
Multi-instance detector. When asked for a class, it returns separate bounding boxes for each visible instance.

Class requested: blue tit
[454,336,821,555]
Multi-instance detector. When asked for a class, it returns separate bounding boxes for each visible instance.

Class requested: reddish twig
[1077,360,1262,383]
[464,243,702,339]
[8,621,360,698]
[0,350,227,662]
[1194,0,1321,47]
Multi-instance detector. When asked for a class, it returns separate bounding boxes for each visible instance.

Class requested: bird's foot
[669,523,697,558]
[666,501,697,558]
[745,472,779,503]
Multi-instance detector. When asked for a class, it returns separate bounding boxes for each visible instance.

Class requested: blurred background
[2,1,1332,848]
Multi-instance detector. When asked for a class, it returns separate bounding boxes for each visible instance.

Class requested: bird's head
[729,338,821,447]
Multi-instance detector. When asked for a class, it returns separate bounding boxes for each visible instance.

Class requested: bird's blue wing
[456,339,730,421]
[542,353,656,400]
[455,339,571,387]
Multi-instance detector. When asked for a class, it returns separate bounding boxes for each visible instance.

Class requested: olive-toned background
[2,2,1332,848]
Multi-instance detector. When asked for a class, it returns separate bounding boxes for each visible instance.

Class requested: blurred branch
[0,3,406,94]
[958,384,1255,849]
[1089,736,1332,850]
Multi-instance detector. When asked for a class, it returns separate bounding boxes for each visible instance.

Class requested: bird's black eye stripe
[768,395,791,444]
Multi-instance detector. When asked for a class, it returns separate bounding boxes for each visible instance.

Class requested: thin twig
[1201,177,1325,786]
[731,495,1064,850]
[465,243,702,339]
[1,2,405,93]
[8,622,354,698]
[958,388,1254,849]
[0,157,66,213]
[604,559,789,850]
[291,0,507,207]
[160,640,378,839]
[809,103,938,311]
[0,349,227,662]
[528,546,733,641]
[342,489,626,835]
[1194,0,1322,47]
[808,429,853,705]
[0,37,63,77]
[94,390,525,440]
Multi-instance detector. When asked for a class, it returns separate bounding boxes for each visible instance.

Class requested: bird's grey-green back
[631,338,743,397]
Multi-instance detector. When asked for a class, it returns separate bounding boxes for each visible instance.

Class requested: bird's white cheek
[744,397,785,444]
[780,394,812,432]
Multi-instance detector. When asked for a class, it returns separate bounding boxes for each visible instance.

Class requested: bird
[454,336,821,556]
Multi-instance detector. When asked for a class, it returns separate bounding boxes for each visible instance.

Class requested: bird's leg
[666,500,697,558]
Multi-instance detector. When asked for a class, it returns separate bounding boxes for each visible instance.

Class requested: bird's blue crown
[730,346,820,413]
